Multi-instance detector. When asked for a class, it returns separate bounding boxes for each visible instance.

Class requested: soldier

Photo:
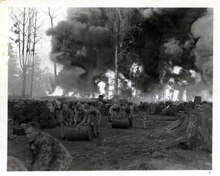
[97,100,104,114]
[45,100,55,113]
[44,100,55,120]
[83,103,101,137]
[138,102,144,111]
[53,99,62,119]
[73,102,88,126]
[124,103,134,127]
[109,104,121,122]
[59,103,74,139]
[24,122,73,171]
[119,104,126,118]
[105,103,112,115]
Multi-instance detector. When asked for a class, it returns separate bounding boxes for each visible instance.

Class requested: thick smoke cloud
[191,8,213,94]
[129,8,212,100]
[47,8,212,100]
[47,8,113,95]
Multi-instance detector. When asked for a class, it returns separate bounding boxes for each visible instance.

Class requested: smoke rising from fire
[191,8,213,94]
[47,8,212,101]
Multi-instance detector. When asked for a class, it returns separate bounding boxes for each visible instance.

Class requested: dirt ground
[8,113,212,170]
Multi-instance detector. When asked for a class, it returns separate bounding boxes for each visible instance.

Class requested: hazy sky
[9,7,67,73]
[36,7,67,73]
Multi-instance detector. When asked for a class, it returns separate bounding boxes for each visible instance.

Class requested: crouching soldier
[109,104,121,122]
[59,103,74,139]
[83,103,101,137]
[53,99,62,119]
[24,122,73,171]
[45,100,55,113]
[73,102,88,126]
[124,103,134,127]
[45,100,55,119]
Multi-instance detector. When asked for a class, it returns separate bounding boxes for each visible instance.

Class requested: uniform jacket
[28,132,73,171]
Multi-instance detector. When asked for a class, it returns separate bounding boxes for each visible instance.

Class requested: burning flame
[172,66,182,74]
[46,69,212,102]
[98,81,106,95]
[48,86,63,96]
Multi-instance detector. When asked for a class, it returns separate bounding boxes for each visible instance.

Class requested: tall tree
[10,8,36,97]
[103,8,142,102]
[47,7,57,77]
[30,9,42,97]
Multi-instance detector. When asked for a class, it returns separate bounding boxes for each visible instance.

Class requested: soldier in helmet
[59,103,74,139]
[109,104,121,122]
[53,99,62,119]
[44,100,55,120]
[83,103,102,137]
[45,100,55,113]
[73,102,88,126]
[124,103,134,127]
[24,122,73,171]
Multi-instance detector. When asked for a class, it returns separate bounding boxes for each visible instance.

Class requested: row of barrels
[64,118,132,141]
[11,118,132,141]
[8,99,132,141]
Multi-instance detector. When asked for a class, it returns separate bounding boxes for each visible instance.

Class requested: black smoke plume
[47,8,212,100]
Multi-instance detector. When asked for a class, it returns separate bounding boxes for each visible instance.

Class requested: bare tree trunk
[30,10,37,98]
[29,10,35,98]
[48,8,57,77]
[114,44,119,99]
[29,9,42,98]
[178,89,184,101]
[52,33,57,77]
[22,66,27,97]
[30,56,34,97]
[21,8,27,97]
[113,9,121,103]
[54,62,57,76]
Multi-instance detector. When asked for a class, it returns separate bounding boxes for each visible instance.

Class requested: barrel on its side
[64,125,94,141]
[112,118,130,129]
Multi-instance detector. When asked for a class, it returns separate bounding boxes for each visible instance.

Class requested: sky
[36,7,67,73]
[9,7,67,73]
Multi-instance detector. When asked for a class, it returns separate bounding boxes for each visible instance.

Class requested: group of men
[9,97,135,171]
[58,100,134,138]
[109,103,134,126]
[59,102,102,138]
[9,95,209,171]
[9,100,103,171]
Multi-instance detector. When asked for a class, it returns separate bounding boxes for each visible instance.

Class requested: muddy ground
[8,112,212,170]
